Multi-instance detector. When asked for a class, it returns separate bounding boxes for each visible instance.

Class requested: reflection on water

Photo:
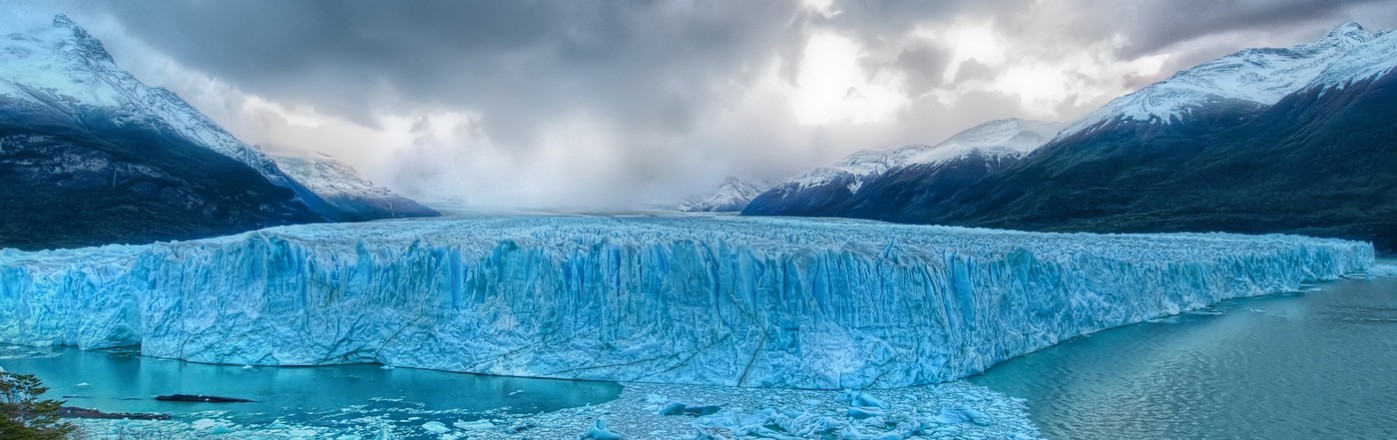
[971,275,1397,439]
[0,345,621,426]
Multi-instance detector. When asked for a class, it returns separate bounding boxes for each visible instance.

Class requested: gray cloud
[88,2,804,144]
[1110,0,1391,57]
[12,0,1397,208]
[893,41,951,96]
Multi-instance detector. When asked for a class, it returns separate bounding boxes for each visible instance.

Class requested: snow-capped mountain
[744,118,1064,217]
[0,15,298,189]
[273,153,436,220]
[678,177,769,212]
[747,22,1397,252]
[1061,21,1397,137]
[781,119,1065,195]
[0,15,431,250]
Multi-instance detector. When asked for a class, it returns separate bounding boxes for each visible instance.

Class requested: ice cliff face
[1061,22,1397,137]
[0,216,1372,389]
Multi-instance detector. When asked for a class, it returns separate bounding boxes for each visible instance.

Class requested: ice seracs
[0,216,1371,389]
[1061,21,1397,137]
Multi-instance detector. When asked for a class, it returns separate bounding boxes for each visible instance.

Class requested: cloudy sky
[11,0,1397,209]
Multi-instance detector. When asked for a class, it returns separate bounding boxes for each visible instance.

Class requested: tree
[0,372,75,439]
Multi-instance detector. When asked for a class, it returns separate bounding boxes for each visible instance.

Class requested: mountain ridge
[678,177,769,212]
[745,21,1397,252]
[743,118,1064,217]
[1060,21,1397,138]
[0,14,433,250]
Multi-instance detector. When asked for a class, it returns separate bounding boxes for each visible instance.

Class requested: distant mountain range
[744,118,1064,217]
[746,22,1397,252]
[272,153,435,221]
[679,177,769,212]
[0,15,433,250]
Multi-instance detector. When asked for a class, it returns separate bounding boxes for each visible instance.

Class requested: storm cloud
[11,0,1397,208]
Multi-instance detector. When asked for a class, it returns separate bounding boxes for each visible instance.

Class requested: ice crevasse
[0,216,1374,389]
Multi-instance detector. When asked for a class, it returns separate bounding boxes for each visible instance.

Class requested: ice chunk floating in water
[0,216,1373,389]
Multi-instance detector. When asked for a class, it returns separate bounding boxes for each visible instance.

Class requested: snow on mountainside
[275,154,393,199]
[1062,21,1397,137]
[273,154,437,219]
[678,177,769,212]
[779,118,1064,195]
[778,20,1397,252]
[0,15,295,189]
[0,15,433,236]
[0,216,1371,389]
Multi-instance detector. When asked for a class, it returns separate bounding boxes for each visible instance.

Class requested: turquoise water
[0,346,620,429]
[971,275,1397,439]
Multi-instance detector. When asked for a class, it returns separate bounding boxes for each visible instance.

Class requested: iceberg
[0,216,1373,389]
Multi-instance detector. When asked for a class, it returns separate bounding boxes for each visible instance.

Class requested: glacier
[0,215,1373,389]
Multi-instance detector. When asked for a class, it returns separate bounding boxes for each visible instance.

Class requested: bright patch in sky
[937,21,1007,83]
[784,32,908,126]
[801,0,839,18]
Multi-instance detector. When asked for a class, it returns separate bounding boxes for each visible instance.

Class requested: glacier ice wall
[0,216,1374,389]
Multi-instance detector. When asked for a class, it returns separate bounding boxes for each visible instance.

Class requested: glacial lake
[971,272,1397,439]
[0,344,621,431]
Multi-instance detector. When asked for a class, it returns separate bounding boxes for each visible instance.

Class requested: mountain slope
[273,154,437,220]
[678,177,768,212]
[932,70,1397,251]
[0,15,430,250]
[1059,21,1393,138]
[744,118,1064,217]
[748,22,1397,252]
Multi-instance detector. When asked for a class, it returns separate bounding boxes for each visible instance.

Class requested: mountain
[678,177,769,212]
[747,22,1397,252]
[743,118,1065,217]
[272,153,437,220]
[1059,21,1393,138]
[0,15,430,250]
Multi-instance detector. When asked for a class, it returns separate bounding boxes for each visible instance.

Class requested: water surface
[0,346,620,429]
[972,275,1397,439]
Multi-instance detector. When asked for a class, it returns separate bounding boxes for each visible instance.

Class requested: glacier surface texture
[0,216,1373,389]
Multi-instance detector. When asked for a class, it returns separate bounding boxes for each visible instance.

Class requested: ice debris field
[0,215,1374,390]
[68,381,1042,440]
